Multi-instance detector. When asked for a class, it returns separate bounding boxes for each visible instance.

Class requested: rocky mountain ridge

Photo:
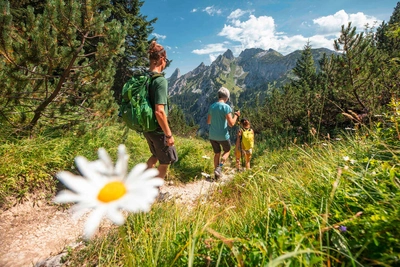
[167,47,335,134]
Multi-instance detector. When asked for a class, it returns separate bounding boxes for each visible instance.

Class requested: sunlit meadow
[1,104,399,266]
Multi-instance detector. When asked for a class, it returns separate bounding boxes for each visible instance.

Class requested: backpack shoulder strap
[147,72,164,91]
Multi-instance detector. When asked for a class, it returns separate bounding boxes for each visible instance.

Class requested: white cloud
[227,9,252,21]
[152,33,166,40]
[313,10,380,35]
[193,10,381,64]
[203,6,222,16]
[191,8,198,13]
[209,53,220,62]
[218,15,276,49]
[192,43,228,55]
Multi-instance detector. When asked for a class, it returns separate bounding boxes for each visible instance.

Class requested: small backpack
[241,127,254,150]
[119,71,161,132]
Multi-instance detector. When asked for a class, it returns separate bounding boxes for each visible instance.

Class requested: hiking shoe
[156,191,171,202]
[214,166,222,179]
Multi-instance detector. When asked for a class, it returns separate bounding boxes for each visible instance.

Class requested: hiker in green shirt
[144,41,178,186]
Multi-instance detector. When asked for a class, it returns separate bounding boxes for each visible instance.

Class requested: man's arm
[154,104,174,146]
[226,110,240,127]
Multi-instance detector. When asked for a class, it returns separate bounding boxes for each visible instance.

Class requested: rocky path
[0,169,234,267]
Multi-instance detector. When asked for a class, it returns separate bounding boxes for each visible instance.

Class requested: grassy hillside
[1,114,399,266]
[0,120,214,208]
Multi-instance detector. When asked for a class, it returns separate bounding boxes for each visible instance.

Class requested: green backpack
[119,71,161,132]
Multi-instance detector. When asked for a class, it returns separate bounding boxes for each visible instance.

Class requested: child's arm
[236,130,242,148]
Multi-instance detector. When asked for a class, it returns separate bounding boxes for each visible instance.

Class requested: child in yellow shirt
[235,118,254,171]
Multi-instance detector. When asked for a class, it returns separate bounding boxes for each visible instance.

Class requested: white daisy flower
[343,156,350,161]
[202,155,210,159]
[54,144,163,239]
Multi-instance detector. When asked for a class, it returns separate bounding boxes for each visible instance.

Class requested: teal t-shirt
[208,102,232,141]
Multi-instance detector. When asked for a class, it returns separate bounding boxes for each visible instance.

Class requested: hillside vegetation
[1,109,399,266]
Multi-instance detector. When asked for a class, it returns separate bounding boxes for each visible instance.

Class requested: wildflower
[350,159,356,164]
[54,144,163,239]
[202,155,210,159]
[343,156,350,161]
[339,225,347,232]
[201,172,211,178]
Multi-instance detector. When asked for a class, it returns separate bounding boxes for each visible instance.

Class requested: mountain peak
[238,48,265,60]
[169,68,180,80]
[190,62,207,76]
[223,49,234,60]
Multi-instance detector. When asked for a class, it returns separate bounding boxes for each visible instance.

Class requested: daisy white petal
[126,178,163,191]
[146,178,164,187]
[56,172,93,194]
[87,160,110,175]
[121,195,153,212]
[75,156,108,182]
[83,206,107,239]
[126,163,148,179]
[98,148,114,172]
[106,209,125,225]
[115,144,129,177]
[139,169,161,181]
[126,168,160,184]
[54,190,84,203]
[70,203,93,220]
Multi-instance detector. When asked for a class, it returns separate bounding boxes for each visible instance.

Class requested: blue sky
[141,0,397,78]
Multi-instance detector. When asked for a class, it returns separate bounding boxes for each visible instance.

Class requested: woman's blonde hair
[148,41,166,61]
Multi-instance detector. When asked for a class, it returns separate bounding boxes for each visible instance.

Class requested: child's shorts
[242,149,252,155]
[235,148,252,158]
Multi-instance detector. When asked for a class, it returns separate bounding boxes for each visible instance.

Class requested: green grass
[1,114,400,266]
[0,121,213,208]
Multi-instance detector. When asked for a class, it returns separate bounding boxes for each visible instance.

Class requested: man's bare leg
[147,155,158,169]
[157,164,169,179]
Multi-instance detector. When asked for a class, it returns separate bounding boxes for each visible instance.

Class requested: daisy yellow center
[97,181,127,203]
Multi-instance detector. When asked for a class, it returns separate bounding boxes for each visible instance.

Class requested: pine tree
[292,41,317,87]
[287,42,325,139]
[108,0,157,102]
[325,23,383,120]
[0,0,126,135]
[376,2,400,57]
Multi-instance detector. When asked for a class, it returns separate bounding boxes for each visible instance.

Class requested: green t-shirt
[149,73,168,123]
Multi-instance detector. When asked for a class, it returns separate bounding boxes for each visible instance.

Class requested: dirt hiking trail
[0,168,235,267]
